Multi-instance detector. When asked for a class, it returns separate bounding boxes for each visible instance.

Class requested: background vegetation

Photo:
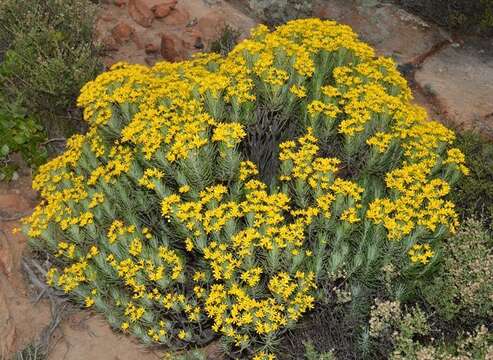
[452,131,493,230]
[0,0,102,180]
[395,0,493,36]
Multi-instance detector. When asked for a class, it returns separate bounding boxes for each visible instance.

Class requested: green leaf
[1,144,9,156]
[13,134,26,144]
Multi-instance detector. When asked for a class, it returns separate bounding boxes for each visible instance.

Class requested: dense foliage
[0,0,102,133]
[0,0,101,112]
[0,106,47,181]
[451,131,493,230]
[22,19,471,358]
[369,301,492,359]
[396,0,493,35]
[0,0,102,181]
[422,218,492,321]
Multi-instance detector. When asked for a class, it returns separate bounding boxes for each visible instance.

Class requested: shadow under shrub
[280,301,359,360]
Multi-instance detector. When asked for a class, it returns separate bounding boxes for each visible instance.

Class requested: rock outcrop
[95,0,257,66]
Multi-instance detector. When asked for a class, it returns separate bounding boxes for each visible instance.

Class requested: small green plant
[368,302,493,359]
[210,25,241,56]
[0,107,47,181]
[303,341,335,360]
[164,349,207,360]
[12,343,46,360]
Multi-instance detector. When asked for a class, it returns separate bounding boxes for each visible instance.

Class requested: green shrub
[0,0,102,133]
[21,19,467,358]
[411,325,493,360]
[369,303,493,359]
[0,106,47,181]
[451,131,493,229]
[421,218,493,321]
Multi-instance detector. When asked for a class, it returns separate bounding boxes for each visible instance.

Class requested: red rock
[196,13,226,42]
[101,35,120,51]
[145,43,159,54]
[111,22,135,44]
[161,8,190,26]
[103,57,118,69]
[160,34,183,62]
[111,22,134,40]
[114,0,127,7]
[152,1,178,19]
[128,0,154,28]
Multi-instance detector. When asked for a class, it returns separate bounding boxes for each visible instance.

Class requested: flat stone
[313,0,446,64]
[415,38,493,136]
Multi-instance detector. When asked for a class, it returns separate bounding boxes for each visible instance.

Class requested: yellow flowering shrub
[22,19,467,357]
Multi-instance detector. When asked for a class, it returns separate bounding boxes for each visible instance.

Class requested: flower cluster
[407,243,434,265]
[22,18,466,358]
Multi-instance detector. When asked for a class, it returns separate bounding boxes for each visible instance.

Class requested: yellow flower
[212,123,246,148]
[239,161,259,181]
[340,207,360,223]
[129,238,143,256]
[161,194,180,218]
[408,243,434,265]
[185,238,194,252]
[289,84,306,98]
[240,267,263,287]
[84,297,95,307]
